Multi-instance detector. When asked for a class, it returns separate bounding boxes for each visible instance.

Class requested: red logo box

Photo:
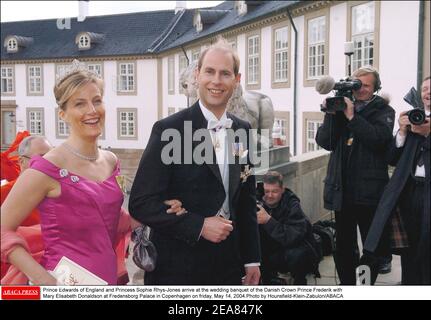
[1,286,40,300]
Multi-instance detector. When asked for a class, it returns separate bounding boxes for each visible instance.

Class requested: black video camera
[321,78,362,113]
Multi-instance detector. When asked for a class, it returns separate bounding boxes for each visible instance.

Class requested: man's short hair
[352,65,382,92]
[263,171,283,188]
[423,76,430,83]
[18,136,48,157]
[197,36,240,76]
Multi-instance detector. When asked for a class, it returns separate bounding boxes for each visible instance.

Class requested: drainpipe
[181,46,190,107]
[286,8,298,156]
[417,0,425,94]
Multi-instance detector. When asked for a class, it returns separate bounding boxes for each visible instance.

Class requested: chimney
[175,1,186,14]
[78,0,89,22]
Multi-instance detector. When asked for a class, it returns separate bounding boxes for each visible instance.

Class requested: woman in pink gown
[1,67,129,285]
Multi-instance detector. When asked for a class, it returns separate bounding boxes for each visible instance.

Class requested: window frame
[271,20,291,89]
[245,29,261,90]
[1,65,15,96]
[7,38,18,53]
[117,108,138,140]
[347,1,381,72]
[302,112,324,153]
[303,8,330,87]
[117,61,137,95]
[168,55,175,95]
[26,64,43,96]
[26,107,45,135]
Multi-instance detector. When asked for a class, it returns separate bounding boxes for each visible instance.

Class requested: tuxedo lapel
[190,101,223,186]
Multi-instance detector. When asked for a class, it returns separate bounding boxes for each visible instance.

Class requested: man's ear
[235,73,241,84]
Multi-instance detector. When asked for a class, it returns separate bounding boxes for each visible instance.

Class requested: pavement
[124,241,402,286]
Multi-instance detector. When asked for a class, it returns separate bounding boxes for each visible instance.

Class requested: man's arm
[261,197,308,248]
[128,121,204,245]
[346,102,395,151]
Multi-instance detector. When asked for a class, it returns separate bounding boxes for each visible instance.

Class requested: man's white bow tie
[207,118,233,131]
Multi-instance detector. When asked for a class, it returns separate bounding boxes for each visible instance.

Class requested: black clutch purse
[131,225,157,272]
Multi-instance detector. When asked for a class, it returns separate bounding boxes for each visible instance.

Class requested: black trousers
[261,243,317,285]
[334,203,392,285]
[399,177,428,285]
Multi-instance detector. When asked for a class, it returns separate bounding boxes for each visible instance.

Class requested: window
[307,16,326,79]
[55,108,70,138]
[247,34,260,87]
[7,38,17,52]
[227,38,237,51]
[306,120,323,152]
[1,66,14,94]
[56,64,72,82]
[78,34,90,49]
[191,49,200,64]
[273,118,288,146]
[27,108,44,135]
[168,56,175,94]
[28,65,43,94]
[87,63,102,77]
[274,27,289,82]
[117,109,137,139]
[118,62,135,93]
[179,54,188,93]
[168,107,176,116]
[351,2,375,70]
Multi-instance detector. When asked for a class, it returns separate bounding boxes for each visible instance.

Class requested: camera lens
[407,109,426,125]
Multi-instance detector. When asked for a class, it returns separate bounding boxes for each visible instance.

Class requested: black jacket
[315,96,395,211]
[365,132,430,283]
[256,184,315,255]
[129,101,260,284]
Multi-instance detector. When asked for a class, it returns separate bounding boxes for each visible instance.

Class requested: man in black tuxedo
[364,76,430,284]
[129,38,261,285]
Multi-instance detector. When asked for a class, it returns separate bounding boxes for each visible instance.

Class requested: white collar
[199,100,229,123]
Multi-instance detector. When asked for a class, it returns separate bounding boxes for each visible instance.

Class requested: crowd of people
[0,37,429,286]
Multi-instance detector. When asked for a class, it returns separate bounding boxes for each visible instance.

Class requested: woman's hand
[164,199,187,216]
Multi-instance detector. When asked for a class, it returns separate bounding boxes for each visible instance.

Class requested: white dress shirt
[199,101,260,268]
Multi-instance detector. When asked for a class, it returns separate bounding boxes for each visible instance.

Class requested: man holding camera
[315,66,395,285]
[256,171,320,285]
[364,76,430,284]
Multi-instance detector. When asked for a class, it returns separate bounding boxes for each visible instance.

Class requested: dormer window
[193,9,229,33]
[193,14,203,33]
[75,32,104,51]
[78,34,90,50]
[236,1,247,16]
[4,35,33,54]
[7,38,18,52]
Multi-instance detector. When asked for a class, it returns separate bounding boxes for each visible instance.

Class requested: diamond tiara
[55,59,101,85]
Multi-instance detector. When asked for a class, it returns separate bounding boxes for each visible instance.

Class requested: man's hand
[398,111,411,137]
[343,97,354,120]
[164,199,187,216]
[243,266,260,285]
[201,216,233,243]
[256,204,271,225]
[411,118,430,137]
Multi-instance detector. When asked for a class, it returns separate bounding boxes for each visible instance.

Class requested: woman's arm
[1,169,59,284]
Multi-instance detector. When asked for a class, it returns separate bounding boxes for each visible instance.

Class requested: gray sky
[1,1,224,22]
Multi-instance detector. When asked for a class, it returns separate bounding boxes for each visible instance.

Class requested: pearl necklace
[63,143,99,161]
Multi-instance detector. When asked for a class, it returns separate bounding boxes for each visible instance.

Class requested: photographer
[365,76,430,284]
[315,66,395,285]
[256,171,320,285]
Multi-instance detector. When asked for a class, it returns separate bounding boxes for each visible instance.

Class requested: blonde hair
[54,70,104,111]
[198,36,240,75]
